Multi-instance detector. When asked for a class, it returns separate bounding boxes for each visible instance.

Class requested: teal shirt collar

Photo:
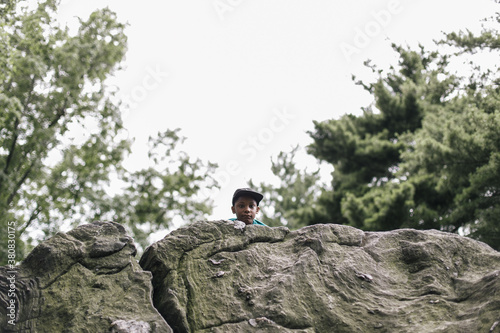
[228,218,267,226]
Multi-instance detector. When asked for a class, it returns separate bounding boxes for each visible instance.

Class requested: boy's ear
[256,206,260,213]
[231,206,236,214]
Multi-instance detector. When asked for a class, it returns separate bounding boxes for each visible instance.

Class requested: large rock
[139,220,500,333]
[0,221,172,333]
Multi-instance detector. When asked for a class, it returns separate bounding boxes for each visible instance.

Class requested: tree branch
[19,203,42,236]
[3,117,19,176]
[6,159,36,206]
[48,97,68,128]
[3,76,36,176]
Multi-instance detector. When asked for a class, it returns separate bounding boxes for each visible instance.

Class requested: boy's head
[231,188,263,225]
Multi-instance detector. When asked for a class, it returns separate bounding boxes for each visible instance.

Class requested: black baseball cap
[232,188,263,206]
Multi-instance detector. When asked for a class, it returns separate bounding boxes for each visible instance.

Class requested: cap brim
[233,189,263,205]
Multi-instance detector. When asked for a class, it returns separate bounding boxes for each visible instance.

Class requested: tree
[305,8,500,249]
[400,91,500,246]
[307,44,458,229]
[103,129,218,249]
[400,11,500,246]
[257,5,500,250]
[0,0,217,265]
[0,0,130,264]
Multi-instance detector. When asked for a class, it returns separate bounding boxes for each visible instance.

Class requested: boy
[229,188,267,226]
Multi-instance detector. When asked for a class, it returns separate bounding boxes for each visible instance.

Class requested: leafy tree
[0,0,217,265]
[249,146,324,229]
[103,129,218,248]
[0,0,129,264]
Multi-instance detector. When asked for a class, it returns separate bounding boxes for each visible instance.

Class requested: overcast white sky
[55,0,498,229]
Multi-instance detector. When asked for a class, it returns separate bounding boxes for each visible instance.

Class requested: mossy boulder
[2,220,499,332]
[0,221,171,332]
[140,220,500,333]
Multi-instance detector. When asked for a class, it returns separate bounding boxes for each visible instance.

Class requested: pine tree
[308,45,458,230]
[307,10,500,249]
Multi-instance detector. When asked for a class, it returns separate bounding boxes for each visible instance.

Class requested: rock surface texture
[0,221,171,333]
[140,220,500,333]
[2,220,499,333]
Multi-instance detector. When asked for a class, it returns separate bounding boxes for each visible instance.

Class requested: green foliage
[249,146,323,229]
[257,6,500,250]
[401,91,500,244]
[307,44,457,230]
[0,0,129,264]
[304,10,500,249]
[104,129,219,250]
[0,1,218,265]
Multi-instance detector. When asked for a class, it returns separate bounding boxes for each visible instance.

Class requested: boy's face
[231,196,260,225]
